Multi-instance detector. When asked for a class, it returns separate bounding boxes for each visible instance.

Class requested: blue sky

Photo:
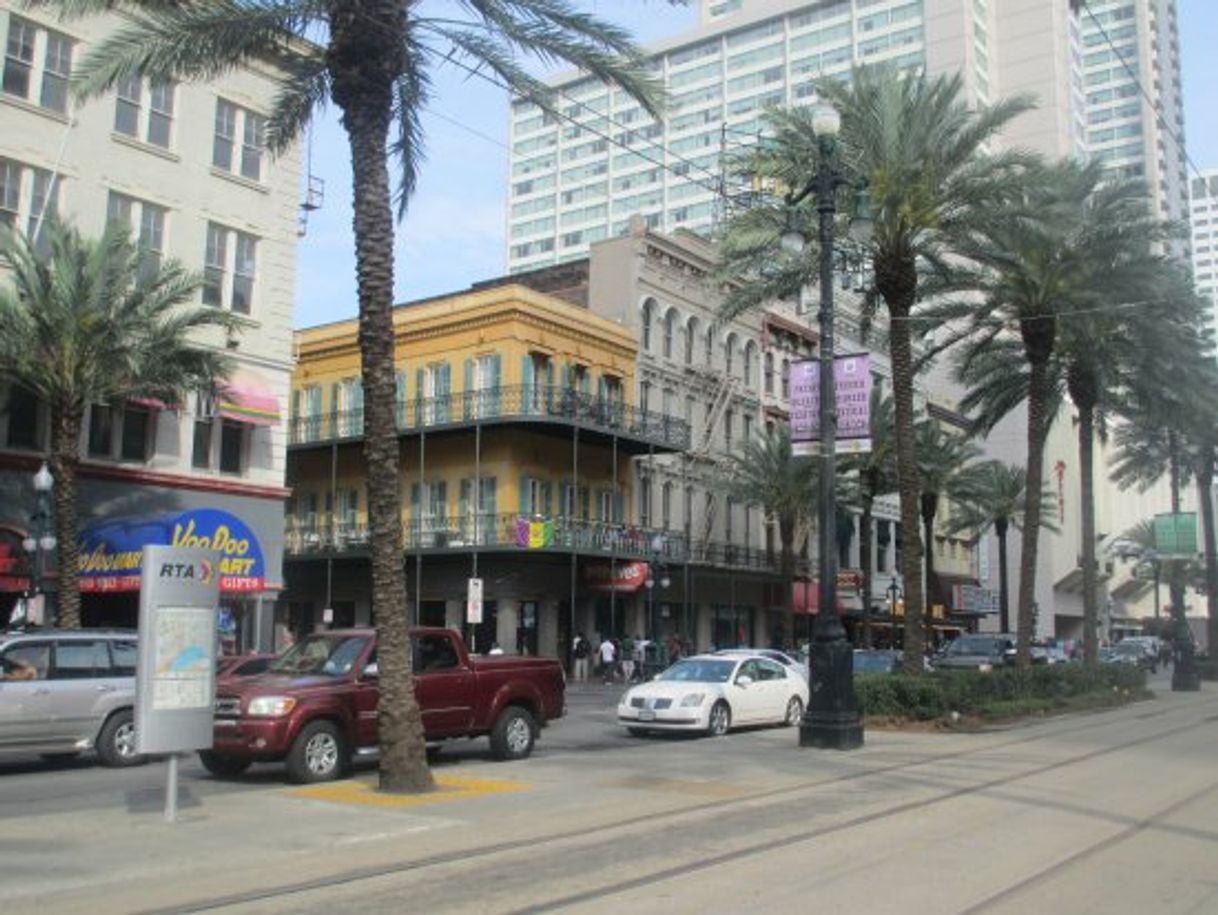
[293,0,1218,329]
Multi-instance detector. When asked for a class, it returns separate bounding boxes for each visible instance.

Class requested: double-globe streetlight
[21,462,57,627]
[645,534,671,677]
[779,103,870,751]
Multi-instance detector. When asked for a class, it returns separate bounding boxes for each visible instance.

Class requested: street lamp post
[645,540,670,678]
[886,576,902,650]
[782,103,867,751]
[21,462,57,628]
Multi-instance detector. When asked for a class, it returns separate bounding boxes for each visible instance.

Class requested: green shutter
[541,480,553,518]
[459,479,471,538]
[395,369,406,426]
[410,482,420,539]
[545,360,555,410]
[463,358,474,419]
[519,475,531,514]
[414,368,424,425]
[435,481,448,522]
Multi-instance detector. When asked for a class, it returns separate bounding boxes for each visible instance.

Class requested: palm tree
[842,389,896,647]
[947,462,1057,635]
[724,426,817,651]
[719,64,1033,674]
[57,0,661,793]
[0,221,235,628]
[946,160,1158,664]
[913,418,980,640]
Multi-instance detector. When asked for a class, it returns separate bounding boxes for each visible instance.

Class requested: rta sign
[157,559,214,583]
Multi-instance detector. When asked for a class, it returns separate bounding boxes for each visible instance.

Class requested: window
[203,223,258,314]
[108,192,166,281]
[2,384,40,449]
[0,158,58,245]
[212,99,265,181]
[219,420,245,474]
[724,408,734,452]
[190,393,213,469]
[114,77,175,148]
[662,482,672,530]
[3,17,73,113]
[705,327,714,365]
[764,352,774,393]
[52,640,110,679]
[742,413,752,444]
[724,335,736,375]
[119,405,152,461]
[685,318,698,364]
[87,403,153,462]
[639,474,651,526]
[110,639,137,676]
[641,298,655,350]
[640,380,651,413]
[781,359,791,399]
[663,310,676,359]
[87,405,114,457]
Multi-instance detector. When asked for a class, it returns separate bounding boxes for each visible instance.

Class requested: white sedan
[617,654,809,737]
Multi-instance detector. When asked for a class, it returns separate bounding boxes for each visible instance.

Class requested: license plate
[638,710,656,722]
[214,719,238,728]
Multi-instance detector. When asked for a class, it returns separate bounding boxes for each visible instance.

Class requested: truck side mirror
[362,662,379,679]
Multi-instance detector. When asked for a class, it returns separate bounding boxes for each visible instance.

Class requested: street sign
[1153,512,1197,556]
[467,577,483,624]
[135,545,220,823]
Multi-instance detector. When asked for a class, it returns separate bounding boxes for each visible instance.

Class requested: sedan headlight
[679,692,706,707]
[247,696,297,717]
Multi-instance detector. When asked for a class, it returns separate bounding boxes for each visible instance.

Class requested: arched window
[704,327,714,366]
[641,298,656,351]
[764,352,774,394]
[663,308,677,359]
[685,317,699,365]
[742,340,757,388]
[724,333,737,376]
[781,358,791,399]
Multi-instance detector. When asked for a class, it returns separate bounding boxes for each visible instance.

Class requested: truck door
[411,633,475,736]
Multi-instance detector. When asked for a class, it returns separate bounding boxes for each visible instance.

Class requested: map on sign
[152,606,213,710]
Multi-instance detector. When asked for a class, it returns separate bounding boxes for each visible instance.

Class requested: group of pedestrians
[570,632,692,684]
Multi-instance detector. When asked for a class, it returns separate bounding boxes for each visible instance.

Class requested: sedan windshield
[656,659,736,683]
[945,637,1002,656]
[270,635,369,676]
[854,652,897,674]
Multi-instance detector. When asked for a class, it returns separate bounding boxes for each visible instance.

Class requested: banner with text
[790,354,872,456]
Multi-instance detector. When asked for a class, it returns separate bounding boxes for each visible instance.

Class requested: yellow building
[284,283,690,658]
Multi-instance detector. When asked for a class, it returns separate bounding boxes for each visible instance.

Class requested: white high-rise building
[1191,170,1218,337]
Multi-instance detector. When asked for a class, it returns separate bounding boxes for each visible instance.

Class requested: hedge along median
[857,664,1150,727]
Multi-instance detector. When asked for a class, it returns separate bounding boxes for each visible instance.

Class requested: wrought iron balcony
[284,513,804,575]
[289,385,690,452]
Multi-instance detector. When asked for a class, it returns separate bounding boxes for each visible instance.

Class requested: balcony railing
[289,385,690,451]
[284,513,804,575]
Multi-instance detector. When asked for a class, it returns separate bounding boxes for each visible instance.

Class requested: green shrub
[856,663,1147,722]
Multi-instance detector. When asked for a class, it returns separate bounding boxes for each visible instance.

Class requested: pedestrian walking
[599,637,617,685]
[620,634,636,683]
[573,632,591,682]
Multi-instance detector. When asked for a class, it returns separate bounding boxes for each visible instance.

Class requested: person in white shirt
[599,638,617,685]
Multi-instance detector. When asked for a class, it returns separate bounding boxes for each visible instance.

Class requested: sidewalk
[4,682,1213,914]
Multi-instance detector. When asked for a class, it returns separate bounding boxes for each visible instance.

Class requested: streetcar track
[142,697,1209,915]
[507,713,1210,913]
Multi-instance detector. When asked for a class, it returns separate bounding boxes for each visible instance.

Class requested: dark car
[933,634,1016,671]
[1102,641,1157,672]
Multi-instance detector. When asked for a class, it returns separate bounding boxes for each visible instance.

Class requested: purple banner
[790,354,872,455]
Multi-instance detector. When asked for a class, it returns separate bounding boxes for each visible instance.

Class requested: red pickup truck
[199,627,565,783]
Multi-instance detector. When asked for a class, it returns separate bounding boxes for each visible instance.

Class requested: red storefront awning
[217,379,281,426]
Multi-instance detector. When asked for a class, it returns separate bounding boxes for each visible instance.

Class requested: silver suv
[0,629,143,766]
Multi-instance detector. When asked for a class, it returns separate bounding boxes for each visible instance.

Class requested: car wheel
[489,706,537,761]
[707,701,731,737]
[198,751,252,779]
[783,696,804,727]
[286,720,348,784]
[96,710,144,767]
[627,726,650,738]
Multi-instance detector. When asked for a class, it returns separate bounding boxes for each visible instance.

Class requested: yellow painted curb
[290,774,530,808]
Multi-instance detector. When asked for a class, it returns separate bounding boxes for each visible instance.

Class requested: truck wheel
[286,721,348,783]
[96,710,144,767]
[489,706,536,761]
[198,751,252,779]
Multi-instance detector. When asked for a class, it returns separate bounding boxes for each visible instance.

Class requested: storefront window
[219,420,244,473]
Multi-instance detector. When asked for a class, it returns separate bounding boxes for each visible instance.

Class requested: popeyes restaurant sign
[79,509,266,594]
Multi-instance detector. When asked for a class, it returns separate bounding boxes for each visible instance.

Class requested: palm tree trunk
[1017,359,1051,667]
[886,293,925,674]
[921,495,937,651]
[1198,450,1218,656]
[333,22,432,792]
[860,493,873,649]
[995,518,1010,635]
[1078,403,1099,664]
[48,404,83,629]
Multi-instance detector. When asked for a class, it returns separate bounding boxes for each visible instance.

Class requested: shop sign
[952,584,999,612]
[0,533,31,592]
[80,509,266,594]
[585,561,649,592]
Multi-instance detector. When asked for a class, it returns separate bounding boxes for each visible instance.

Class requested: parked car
[0,629,143,767]
[853,649,902,675]
[1117,636,1161,670]
[617,654,809,737]
[933,634,1016,671]
[1102,641,1157,672]
[201,627,565,783]
[713,647,809,680]
[216,652,277,681]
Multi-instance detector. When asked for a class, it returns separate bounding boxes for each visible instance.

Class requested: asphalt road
[0,680,632,819]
